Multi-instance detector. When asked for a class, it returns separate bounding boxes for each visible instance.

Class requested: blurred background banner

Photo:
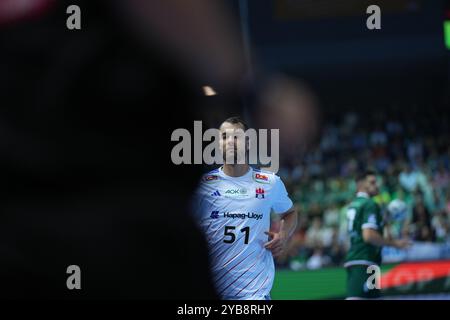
[382,242,450,263]
[272,260,450,299]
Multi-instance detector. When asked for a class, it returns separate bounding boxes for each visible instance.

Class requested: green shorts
[346,265,381,299]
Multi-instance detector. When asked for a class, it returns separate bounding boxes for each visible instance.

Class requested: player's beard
[222,147,246,165]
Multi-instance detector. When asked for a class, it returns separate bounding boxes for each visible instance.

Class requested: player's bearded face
[366,175,379,196]
[219,122,247,164]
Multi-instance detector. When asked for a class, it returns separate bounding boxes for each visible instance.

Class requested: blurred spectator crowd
[274,105,450,270]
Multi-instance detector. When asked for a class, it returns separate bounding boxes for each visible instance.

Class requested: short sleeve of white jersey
[271,176,293,214]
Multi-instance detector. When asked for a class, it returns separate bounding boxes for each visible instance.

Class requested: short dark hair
[222,116,248,131]
[356,169,377,183]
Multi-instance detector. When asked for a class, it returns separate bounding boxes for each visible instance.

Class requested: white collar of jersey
[356,191,369,198]
[219,166,252,180]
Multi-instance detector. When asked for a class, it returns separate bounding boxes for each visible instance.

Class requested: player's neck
[222,164,250,178]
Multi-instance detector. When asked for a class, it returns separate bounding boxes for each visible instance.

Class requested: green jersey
[344,192,384,267]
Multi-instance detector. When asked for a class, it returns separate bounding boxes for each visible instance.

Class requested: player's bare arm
[264,206,298,258]
[362,228,411,249]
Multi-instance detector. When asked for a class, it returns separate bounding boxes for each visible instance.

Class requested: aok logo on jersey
[224,188,248,199]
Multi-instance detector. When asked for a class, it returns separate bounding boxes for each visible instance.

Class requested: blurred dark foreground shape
[0,0,245,299]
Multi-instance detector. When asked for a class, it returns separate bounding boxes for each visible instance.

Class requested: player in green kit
[344,170,410,299]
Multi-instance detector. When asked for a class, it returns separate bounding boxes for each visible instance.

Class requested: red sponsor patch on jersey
[255,173,268,181]
[203,174,219,182]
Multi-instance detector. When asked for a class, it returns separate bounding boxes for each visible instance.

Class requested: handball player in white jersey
[192,116,298,300]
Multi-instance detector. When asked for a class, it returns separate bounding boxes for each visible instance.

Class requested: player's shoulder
[199,167,221,184]
[363,197,379,211]
[251,167,281,185]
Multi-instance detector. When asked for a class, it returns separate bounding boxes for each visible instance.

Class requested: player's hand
[264,220,288,258]
[393,238,412,249]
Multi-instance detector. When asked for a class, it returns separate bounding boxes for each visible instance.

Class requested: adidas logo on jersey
[211,190,221,197]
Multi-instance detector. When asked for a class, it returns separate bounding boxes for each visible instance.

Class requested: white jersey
[192,166,293,300]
